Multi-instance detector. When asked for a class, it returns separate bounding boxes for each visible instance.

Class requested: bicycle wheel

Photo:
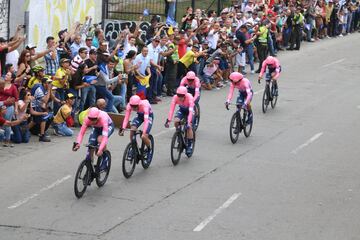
[271,82,278,109]
[193,103,200,132]
[122,143,136,178]
[171,132,183,166]
[243,110,253,138]
[262,85,270,113]
[141,134,154,169]
[74,160,90,199]
[95,150,111,187]
[229,112,240,144]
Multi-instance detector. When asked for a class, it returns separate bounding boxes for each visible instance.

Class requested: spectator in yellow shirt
[53,93,75,136]
[53,58,72,114]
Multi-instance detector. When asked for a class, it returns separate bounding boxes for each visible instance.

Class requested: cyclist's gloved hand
[118,127,124,136]
[242,103,247,110]
[72,142,80,151]
[186,123,192,129]
[225,102,230,110]
[164,119,170,128]
[258,77,262,84]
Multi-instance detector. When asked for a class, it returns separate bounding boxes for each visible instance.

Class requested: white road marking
[254,89,264,95]
[193,193,241,232]
[321,58,345,68]
[357,105,360,109]
[8,175,71,209]
[153,127,175,137]
[291,132,323,154]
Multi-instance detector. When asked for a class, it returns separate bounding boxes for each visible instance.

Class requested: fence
[103,0,166,22]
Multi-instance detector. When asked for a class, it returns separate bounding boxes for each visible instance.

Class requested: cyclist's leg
[130,115,142,142]
[141,113,153,147]
[174,109,184,129]
[89,128,101,163]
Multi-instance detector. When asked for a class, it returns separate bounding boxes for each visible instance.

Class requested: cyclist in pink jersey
[73,107,114,158]
[165,86,195,156]
[225,72,253,124]
[258,56,281,96]
[119,95,154,159]
[179,71,201,103]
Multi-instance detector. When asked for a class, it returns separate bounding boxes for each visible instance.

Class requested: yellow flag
[168,26,174,35]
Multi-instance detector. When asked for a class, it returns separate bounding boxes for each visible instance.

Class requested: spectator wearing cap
[16,50,32,86]
[244,0,255,14]
[236,25,256,74]
[0,101,29,144]
[0,25,25,75]
[85,36,96,54]
[81,49,98,111]
[177,30,189,59]
[288,7,304,50]
[53,93,75,136]
[28,77,53,142]
[71,47,87,73]
[177,44,206,83]
[28,65,45,89]
[163,37,179,96]
[97,41,113,67]
[53,58,72,114]
[0,74,19,146]
[255,20,269,73]
[44,36,60,76]
[26,44,52,68]
[148,36,164,103]
[11,89,32,144]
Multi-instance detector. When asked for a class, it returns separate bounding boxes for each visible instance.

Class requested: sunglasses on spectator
[25,55,31,57]
[177,94,185,98]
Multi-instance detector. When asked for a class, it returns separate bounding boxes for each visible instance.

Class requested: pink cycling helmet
[88,107,100,119]
[266,56,276,65]
[186,71,196,80]
[129,95,141,106]
[176,86,188,96]
[229,72,243,83]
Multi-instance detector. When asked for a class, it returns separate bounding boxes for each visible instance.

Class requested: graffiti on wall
[27,0,101,50]
[104,20,170,43]
[0,0,9,38]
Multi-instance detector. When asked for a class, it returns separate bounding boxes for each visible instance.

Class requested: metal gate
[0,0,9,39]
[103,0,166,21]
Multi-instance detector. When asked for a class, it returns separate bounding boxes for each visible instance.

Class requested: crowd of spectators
[0,0,359,146]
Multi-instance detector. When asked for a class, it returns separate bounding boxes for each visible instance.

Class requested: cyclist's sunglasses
[177,94,185,98]
[130,104,139,108]
[188,78,195,81]
[88,117,98,121]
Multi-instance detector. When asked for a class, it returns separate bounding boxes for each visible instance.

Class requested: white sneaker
[339,34,343,37]
[251,70,255,74]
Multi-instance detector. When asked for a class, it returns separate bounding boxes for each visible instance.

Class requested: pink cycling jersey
[226,78,253,105]
[180,76,201,100]
[259,57,281,79]
[167,93,195,125]
[76,110,112,152]
[122,99,152,134]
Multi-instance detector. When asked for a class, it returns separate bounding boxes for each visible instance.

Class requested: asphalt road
[1,33,360,240]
